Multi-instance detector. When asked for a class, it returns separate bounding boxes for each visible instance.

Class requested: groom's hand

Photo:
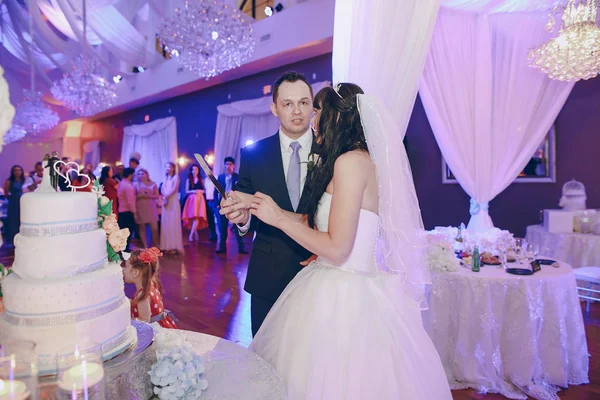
[220,191,251,225]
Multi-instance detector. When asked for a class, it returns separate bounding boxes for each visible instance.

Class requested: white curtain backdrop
[213,81,329,176]
[82,139,101,168]
[332,0,440,129]
[419,8,575,232]
[121,116,178,185]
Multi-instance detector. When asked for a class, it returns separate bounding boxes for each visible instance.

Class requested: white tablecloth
[526,224,600,268]
[180,331,286,400]
[428,261,589,400]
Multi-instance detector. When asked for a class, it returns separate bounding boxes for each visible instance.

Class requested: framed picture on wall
[442,125,557,184]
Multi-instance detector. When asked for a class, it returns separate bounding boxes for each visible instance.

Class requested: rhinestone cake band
[1,296,128,327]
[20,218,99,237]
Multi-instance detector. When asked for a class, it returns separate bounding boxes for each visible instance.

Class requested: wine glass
[514,238,524,261]
[524,243,535,261]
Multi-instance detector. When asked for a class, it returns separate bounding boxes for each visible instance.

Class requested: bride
[233,83,451,399]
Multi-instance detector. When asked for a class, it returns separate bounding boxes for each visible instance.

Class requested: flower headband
[138,247,163,263]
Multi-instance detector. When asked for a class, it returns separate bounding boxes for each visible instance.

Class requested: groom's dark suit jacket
[236,133,312,302]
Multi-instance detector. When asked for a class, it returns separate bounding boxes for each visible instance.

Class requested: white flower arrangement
[426,234,460,272]
[149,327,209,400]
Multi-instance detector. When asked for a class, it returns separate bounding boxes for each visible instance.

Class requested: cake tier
[0,299,136,375]
[12,228,107,280]
[2,263,124,314]
[20,191,98,226]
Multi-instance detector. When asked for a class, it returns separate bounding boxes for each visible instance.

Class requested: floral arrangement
[0,262,11,298]
[431,226,515,255]
[149,327,209,399]
[425,234,460,272]
[93,180,130,262]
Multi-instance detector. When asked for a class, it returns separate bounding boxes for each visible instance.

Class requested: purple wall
[98,52,599,237]
[95,54,332,188]
[406,76,600,237]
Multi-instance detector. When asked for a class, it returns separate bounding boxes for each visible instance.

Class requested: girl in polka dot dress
[122,247,178,329]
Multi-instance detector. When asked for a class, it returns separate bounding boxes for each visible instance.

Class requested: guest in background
[216,157,246,254]
[129,157,140,171]
[23,162,44,193]
[58,157,71,191]
[117,168,137,251]
[99,166,119,216]
[203,168,218,242]
[3,165,25,245]
[135,168,159,248]
[114,164,125,182]
[182,164,208,242]
[72,167,95,191]
[160,162,183,254]
[157,182,163,235]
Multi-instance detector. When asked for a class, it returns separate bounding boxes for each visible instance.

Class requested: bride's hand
[250,192,283,227]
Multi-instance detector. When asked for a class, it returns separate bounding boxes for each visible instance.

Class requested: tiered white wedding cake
[0,163,136,374]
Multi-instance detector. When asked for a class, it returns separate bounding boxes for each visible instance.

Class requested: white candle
[57,361,104,392]
[0,379,29,400]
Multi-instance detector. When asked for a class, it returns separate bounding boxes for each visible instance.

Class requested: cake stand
[39,321,156,399]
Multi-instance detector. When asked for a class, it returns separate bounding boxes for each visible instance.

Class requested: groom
[221,71,314,336]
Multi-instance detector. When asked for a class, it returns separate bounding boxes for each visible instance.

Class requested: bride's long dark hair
[303,83,367,228]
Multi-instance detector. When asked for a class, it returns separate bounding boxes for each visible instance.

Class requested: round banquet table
[428,260,589,400]
[179,330,286,400]
[526,224,600,268]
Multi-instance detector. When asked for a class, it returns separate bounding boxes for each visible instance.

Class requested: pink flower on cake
[108,228,130,252]
[99,196,111,207]
[102,214,119,235]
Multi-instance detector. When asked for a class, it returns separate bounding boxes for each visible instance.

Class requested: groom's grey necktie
[287,141,301,211]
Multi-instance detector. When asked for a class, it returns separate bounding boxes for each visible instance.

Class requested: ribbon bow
[138,247,163,263]
[469,198,489,216]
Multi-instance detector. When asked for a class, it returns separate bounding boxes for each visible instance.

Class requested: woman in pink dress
[135,168,159,248]
[181,164,208,242]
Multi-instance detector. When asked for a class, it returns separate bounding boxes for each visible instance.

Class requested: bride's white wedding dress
[250,192,452,399]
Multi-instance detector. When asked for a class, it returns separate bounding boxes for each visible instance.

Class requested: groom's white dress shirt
[238,127,313,233]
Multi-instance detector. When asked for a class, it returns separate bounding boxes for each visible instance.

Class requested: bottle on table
[472,245,481,272]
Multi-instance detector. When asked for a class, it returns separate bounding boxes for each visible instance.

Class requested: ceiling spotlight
[170,49,180,57]
[265,6,273,16]
[113,75,122,83]
[245,139,254,146]
[275,3,284,12]
[133,66,145,73]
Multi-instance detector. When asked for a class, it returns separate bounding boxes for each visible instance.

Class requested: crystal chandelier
[51,56,117,117]
[50,0,117,116]
[528,0,600,81]
[158,0,255,79]
[3,125,27,144]
[14,89,60,132]
[8,0,60,136]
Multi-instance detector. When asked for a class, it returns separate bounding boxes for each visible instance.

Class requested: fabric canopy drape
[332,0,440,130]
[82,140,101,168]
[419,8,575,232]
[213,81,329,176]
[121,116,178,185]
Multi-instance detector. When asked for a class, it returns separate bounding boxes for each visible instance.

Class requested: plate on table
[506,268,534,276]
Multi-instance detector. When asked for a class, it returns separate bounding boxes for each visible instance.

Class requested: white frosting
[1,190,135,375]
[2,263,124,314]
[12,229,108,280]
[0,305,135,374]
[20,191,98,225]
